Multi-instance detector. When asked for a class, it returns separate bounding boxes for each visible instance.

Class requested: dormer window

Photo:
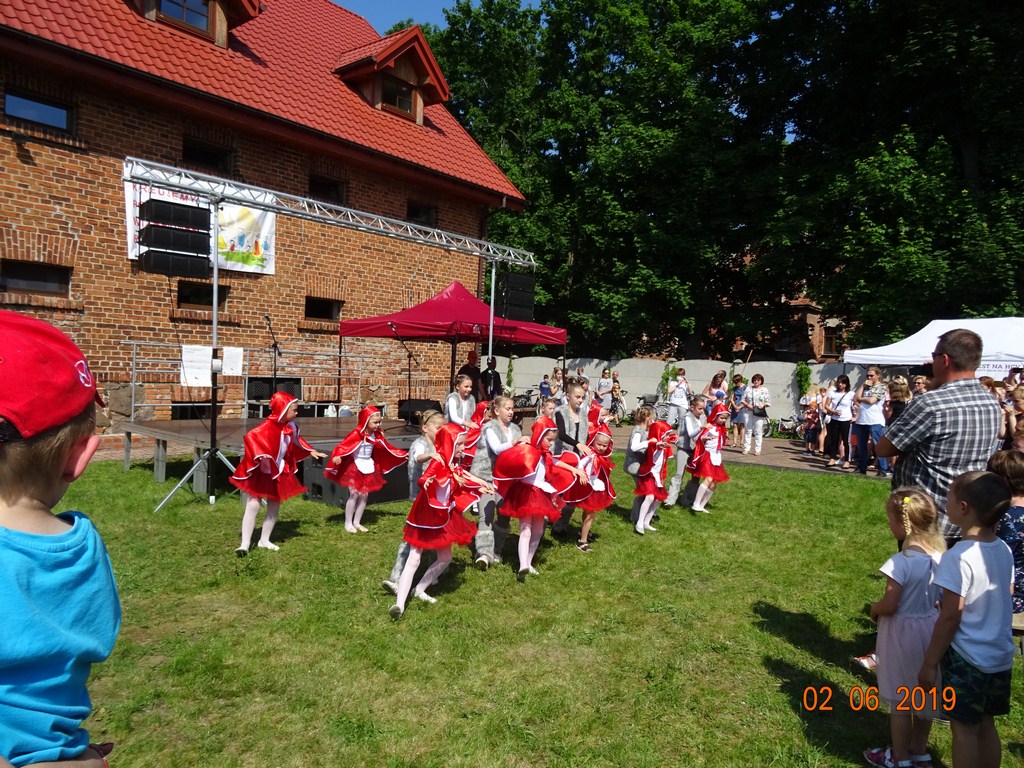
[335,25,450,128]
[158,0,211,34]
[381,76,415,118]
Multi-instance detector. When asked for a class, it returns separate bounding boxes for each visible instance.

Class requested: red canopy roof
[338,282,565,346]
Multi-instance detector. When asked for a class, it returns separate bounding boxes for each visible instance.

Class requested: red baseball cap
[0,310,104,439]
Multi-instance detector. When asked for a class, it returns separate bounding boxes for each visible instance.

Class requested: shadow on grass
[763,656,887,765]
[753,600,877,671]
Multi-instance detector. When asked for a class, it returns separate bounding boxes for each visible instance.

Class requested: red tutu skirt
[634,474,668,501]
[230,469,306,502]
[500,483,562,521]
[577,488,614,513]
[403,511,477,550]
[333,462,386,493]
[689,455,729,483]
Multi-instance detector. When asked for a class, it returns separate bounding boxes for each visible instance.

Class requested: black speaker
[138,251,210,278]
[139,224,211,255]
[139,199,212,230]
[499,272,536,322]
[398,399,443,425]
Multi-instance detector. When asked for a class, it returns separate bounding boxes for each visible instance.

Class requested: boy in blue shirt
[0,311,121,768]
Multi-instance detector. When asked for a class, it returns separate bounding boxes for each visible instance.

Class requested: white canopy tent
[844,317,1024,378]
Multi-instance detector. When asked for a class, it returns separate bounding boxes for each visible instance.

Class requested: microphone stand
[265,314,282,415]
[388,322,420,426]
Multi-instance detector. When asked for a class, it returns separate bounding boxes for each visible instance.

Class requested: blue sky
[337,1,453,34]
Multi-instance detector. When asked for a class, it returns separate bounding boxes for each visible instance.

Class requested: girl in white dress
[864,488,946,768]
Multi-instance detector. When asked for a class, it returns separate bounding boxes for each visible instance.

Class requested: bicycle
[634,393,670,422]
[512,388,543,418]
[762,415,800,439]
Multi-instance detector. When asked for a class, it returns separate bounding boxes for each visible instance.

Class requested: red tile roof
[0,0,523,204]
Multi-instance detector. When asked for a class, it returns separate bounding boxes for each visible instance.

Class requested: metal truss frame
[123,157,535,268]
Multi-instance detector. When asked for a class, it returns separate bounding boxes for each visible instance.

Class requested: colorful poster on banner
[124,170,276,275]
[216,205,275,273]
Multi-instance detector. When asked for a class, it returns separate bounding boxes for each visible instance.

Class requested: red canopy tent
[337,281,565,345]
[338,281,566,405]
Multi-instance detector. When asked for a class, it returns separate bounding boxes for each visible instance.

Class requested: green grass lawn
[59,458,1023,768]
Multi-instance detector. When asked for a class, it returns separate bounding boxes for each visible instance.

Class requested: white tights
[635,494,658,532]
[517,515,545,572]
[394,545,453,612]
[344,491,368,532]
[239,494,280,550]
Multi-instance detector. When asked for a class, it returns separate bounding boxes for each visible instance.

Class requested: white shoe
[634,524,645,535]
[381,580,398,595]
[356,524,369,532]
[691,504,707,513]
[528,566,540,575]
[344,525,357,533]
[414,591,437,604]
[475,556,490,571]
[256,541,279,551]
[388,604,403,620]
[645,524,657,531]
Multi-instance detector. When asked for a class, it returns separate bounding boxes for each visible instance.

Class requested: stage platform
[123,417,419,494]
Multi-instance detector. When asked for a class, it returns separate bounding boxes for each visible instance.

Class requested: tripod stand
[154,196,236,512]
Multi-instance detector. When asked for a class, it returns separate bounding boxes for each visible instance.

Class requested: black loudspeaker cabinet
[138,250,211,278]
[398,398,443,425]
[302,434,416,508]
[499,271,536,322]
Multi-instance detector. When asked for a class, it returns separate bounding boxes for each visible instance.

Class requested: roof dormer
[335,25,450,125]
[134,0,259,47]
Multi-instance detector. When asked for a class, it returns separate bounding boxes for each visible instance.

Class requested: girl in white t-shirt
[863,488,945,768]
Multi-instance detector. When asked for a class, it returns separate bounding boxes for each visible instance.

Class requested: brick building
[0,0,526,431]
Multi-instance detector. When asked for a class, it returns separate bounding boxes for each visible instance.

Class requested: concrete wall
[498,356,876,420]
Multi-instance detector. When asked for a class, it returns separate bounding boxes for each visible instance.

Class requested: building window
[823,325,840,356]
[3,92,73,132]
[0,260,71,296]
[381,76,415,117]
[177,281,228,310]
[406,202,437,228]
[304,297,342,322]
[308,174,347,206]
[158,0,211,34]
[181,137,232,175]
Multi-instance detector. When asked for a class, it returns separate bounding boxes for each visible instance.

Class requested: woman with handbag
[824,374,855,468]
[741,373,772,456]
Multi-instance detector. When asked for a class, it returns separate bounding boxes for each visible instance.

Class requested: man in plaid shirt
[876,329,1002,544]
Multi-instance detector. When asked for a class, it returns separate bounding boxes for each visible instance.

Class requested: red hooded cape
[565,422,615,508]
[404,423,479,549]
[229,392,316,501]
[325,406,408,485]
[634,420,677,499]
[686,403,730,482]
[492,417,576,520]
[460,400,491,469]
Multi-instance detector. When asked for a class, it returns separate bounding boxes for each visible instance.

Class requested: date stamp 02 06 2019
[801,685,957,713]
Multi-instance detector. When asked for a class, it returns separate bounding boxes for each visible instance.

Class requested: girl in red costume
[325,406,407,533]
[686,402,730,513]
[230,392,326,556]
[634,420,677,535]
[460,400,491,471]
[563,422,616,552]
[493,417,589,581]
[389,423,493,619]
